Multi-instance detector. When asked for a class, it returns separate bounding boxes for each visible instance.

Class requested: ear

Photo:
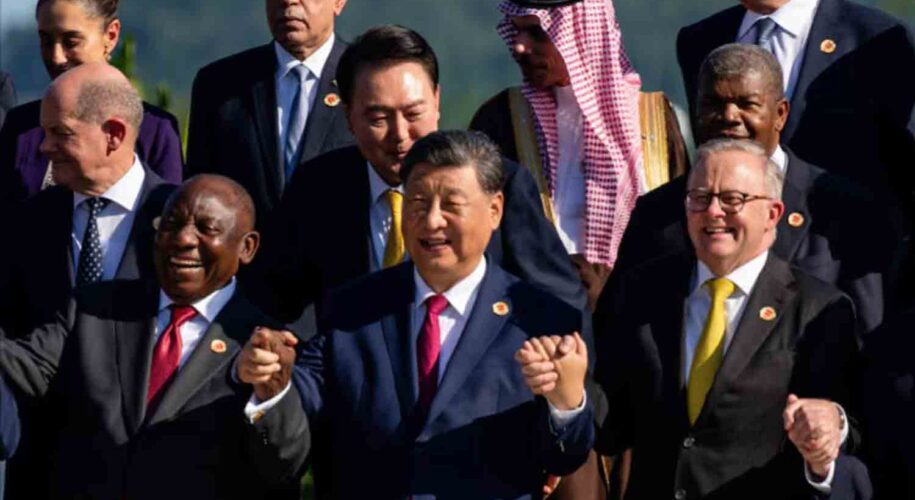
[767,199,785,229]
[104,19,121,57]
[774,98,789,133]
[489,191,504,230]
[334,0,347,15]
[238,231,261,265]
[102,118,128,153]
[433,84,441,124]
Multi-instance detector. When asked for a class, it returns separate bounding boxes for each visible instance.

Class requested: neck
[284,32,331,61]
[76,155,133,196]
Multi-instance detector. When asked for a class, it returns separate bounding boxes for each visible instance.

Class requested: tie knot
[386,189,403,214]
[754,17,778,46]
[169,304,197,327]
[705,277,735,303]
[85,197,110,215]
[425,294,449,316]
[289,64,309,82]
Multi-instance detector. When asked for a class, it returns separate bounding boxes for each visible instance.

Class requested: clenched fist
[783,394,843,477]
[514,332,588,411]
[237,327,298,402]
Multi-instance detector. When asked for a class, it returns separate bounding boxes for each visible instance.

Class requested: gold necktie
[382,189,405,268]
[687,277,735,425]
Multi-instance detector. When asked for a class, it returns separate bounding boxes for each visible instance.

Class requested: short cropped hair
[336,25,439,105]
[698,43,785,101]
[695,138,784,200]
[401,130,504,195]
[73,78,143,133]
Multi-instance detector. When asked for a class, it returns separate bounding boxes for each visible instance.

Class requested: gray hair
[73,78,143,133]
[698,43,785,101]
[401,130,504,194]
[695,138,784,200]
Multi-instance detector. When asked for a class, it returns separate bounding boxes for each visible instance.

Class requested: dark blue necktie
[754,17,778,53]
[76,197,110,287]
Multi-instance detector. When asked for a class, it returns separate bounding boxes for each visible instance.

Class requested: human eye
[719,192,745,206]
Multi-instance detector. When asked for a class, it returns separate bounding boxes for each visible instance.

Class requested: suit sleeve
[0,375,20,460]
[535,397,595,476]
[244,382,311,485]
[0,313,69,398]
[185,69,214,179]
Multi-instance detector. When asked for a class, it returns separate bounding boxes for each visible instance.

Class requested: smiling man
[594,138,860,499]
[0,174,308,500]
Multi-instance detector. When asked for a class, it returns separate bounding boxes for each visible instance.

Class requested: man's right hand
[237,327,298,402]
[515,332,588,411]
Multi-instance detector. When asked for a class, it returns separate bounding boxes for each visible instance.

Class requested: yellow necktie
[687,277,735,425]
[382,189,405,268]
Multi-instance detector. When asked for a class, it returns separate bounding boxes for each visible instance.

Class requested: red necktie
[417,295,448,415]
[147,305,197,406]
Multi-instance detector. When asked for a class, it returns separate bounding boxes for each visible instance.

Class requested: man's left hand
[783,394,842,477]
[570,254,612,313]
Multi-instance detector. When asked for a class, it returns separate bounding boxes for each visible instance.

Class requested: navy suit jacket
[283,262,593,499]
[0,376,19,460]
[250,145,587,340]
[677,0,915,219]
[186,39,354,225]
[613,148,898,334]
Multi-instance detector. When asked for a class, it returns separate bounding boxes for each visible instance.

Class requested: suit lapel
[381,266,419,421]
[298,39,346,164]
[424,265,511,430]
[56,190,77,287]
[772,150,812,261]
[114,284,160,434]
[248,43,283,198]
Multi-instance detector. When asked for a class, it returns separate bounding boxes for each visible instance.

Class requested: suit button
[682,436,695,448]
[674,489,687,500]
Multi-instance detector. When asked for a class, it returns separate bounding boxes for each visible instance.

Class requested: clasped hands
[514,332,588,411]
[237,327,298,402]
[783,394,844,478]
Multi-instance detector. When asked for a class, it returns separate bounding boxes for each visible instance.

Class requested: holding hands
[237,327,298,402]
[783,394,844,478]
[514,332,588,411]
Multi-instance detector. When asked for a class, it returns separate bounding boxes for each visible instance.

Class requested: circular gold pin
[210,339,227,354]
[152,216,161,230]
[820,39,836,54]
[324,92,341,107]
[787,212,805,228]
[492,301,509,316]
[759,306,777,322]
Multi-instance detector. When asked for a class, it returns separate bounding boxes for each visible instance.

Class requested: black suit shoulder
[469,88,518,162]
[193,43,275,92]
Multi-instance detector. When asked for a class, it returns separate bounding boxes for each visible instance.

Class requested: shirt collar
[158,277,237,324]
[366,161,403,205]
[73,155,145,211]
[274,33,336,81]
[770,144,787,174]
[694,251,769,298]
[739,0,820,39]
[413,257,488,318]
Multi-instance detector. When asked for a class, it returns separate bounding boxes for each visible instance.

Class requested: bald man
[0,175,308,500]
[0,62,176,500]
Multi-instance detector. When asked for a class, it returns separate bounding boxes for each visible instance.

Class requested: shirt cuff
[243,382,292,423]
[805,460,835,493]
[547,391,587,429]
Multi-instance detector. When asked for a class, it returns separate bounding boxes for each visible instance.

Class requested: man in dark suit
[242,130,593,499]
[677,0,915,230]
[0,174,308,499]
[615,43,896,334]
[186,0,353,225]
[594,138,860,499]
[252,25,586,339]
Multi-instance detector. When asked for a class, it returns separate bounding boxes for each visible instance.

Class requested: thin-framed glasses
[685,189,771,214]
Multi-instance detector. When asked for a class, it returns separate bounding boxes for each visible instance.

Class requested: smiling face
[403,163,503,292]
[37,0,120,80]
[265,0,345,59]
[686,150,784,276]
[509,15,570,90]
[154,178,259,305]
[40,85,108,191]
[345,61,440,186]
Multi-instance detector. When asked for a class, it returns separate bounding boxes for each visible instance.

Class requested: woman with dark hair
[0,0,182,202]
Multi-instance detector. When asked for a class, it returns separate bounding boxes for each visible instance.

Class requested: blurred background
[2,0,914,138]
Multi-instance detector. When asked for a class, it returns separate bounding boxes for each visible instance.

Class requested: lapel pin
[152,216,161,230]
[820,39,837,54]
[331,78,338,87]
[787,212,805,228]
[492,301,510,316]
[759,306,777,322]
[210,339,227,354]
[324,92,341,107]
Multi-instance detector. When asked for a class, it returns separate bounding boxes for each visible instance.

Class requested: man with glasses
[592,138,864,499]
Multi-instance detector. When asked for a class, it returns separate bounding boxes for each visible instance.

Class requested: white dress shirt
[552,85,587,255]
[685,251,845,491]
[155,278,237,369]
[737,0,821,100]
[71,156,145,281]
[770,144,788,174]
[274,34,336,165]
[367,162,405,271]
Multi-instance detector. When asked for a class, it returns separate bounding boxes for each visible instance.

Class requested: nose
[50,43,68,69]
[512,32,532,57]
[389,114,410,145]
[423,200,447,231]
[706,195,727,217]
[173,223,199,248]
[39,133,53,156]
[720,102,741,124]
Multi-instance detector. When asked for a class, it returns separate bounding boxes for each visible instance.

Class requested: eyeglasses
[685,190,771,214]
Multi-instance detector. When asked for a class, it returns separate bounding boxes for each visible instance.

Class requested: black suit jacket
[250,145,587,340]
[0,282,309,500]
[186,39,354,224]
[614,148,897,334]
[594,253,860,499]
[0,71,15,131]
[677,0,915,219]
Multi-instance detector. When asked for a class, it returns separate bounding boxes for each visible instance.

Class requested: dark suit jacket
[186,39,354,224]
[0,165,175,337]
[0,71,16,131]
[276,262,593,499]
[0,100,183,203]
[593,252,860,499]
[677,0,915,219]
[0,376,19,460]
[251,145,587,339]
[0,282,309,500]
[613,148,897,334]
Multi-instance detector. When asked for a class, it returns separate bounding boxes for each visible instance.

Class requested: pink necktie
[147,305,197,406]
[417,295,448,416]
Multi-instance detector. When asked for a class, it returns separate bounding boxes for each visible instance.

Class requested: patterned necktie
[284,64,311,182]
[76,197,110,287]
[754,17,778,53]
[417,294,448,417]
[687,277,735,425]
[383,189,405,268]
[147,305,197,407]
